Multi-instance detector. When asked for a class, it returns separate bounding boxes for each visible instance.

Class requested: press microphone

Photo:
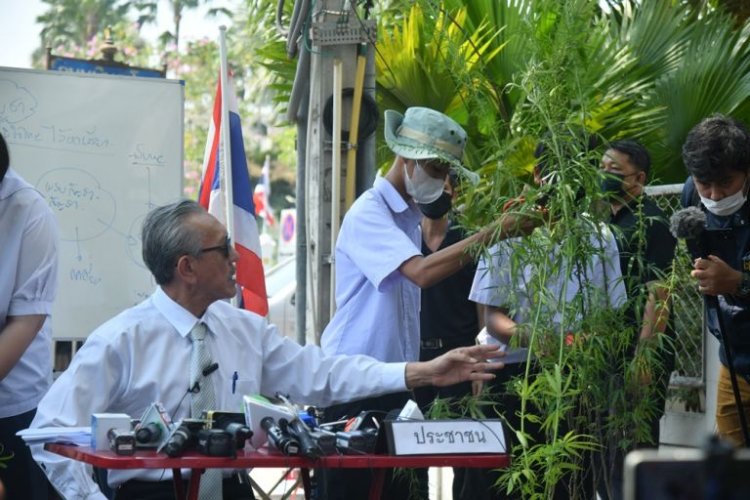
[285,417,322,459]
[261,416,300,456]
[670,206,709,258]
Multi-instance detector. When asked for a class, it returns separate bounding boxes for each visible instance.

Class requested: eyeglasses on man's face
[200,236,232,258]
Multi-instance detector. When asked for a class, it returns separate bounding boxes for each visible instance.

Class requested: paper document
[17,426,92,446]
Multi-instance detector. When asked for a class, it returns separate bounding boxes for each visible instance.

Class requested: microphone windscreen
[669,206,706,240]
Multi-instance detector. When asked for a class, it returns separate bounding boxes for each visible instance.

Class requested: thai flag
[198,76,268,316]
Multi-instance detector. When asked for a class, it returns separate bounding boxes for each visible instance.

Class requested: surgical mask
[700,186,748,216]
[418,191,452,219]
[404,161,445,204]
[601,173,626,198]
[701,188,747,215]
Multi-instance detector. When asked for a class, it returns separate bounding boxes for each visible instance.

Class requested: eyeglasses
[200,236,232,258]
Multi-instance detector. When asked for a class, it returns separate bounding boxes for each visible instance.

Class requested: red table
[46,443,509,500]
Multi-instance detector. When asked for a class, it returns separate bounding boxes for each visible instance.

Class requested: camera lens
[164,426,191,457]
[135,422,162,444]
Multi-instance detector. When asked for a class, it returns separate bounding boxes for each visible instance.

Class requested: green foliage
[0,443,12,469]
[372,0,750,189]
[369,1,689,497]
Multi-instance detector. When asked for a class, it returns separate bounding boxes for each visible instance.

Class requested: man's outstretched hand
[405,344,505,389]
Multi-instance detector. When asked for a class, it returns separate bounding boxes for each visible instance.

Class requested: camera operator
[680,115,750,447]
[28,200,505,500]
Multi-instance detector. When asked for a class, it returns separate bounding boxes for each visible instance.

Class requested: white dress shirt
[0,168,58,418]
[469,220,626,357]
[30,287,407,499]
[321,176,423,362]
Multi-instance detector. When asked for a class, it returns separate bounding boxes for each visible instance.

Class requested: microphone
[190,362,220,392]
[261,416,300,456]
[285,417,322,459]
[670,206,709,258]
[202,362,220,377]
[172,362,220,417]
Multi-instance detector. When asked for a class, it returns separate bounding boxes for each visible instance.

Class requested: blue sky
[0,0,236,69]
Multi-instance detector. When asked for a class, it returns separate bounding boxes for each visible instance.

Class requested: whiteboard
[0,67,184,339]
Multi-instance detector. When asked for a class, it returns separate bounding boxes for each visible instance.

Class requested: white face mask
[404,160,445,204]
[700,180,748,216]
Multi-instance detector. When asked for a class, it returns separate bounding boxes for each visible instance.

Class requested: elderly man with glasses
[29,199,506,500]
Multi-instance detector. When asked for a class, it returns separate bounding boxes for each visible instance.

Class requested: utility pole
[287,0,377,343]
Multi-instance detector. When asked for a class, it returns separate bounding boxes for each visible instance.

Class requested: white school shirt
[30,287,407,499]
[0,168,58,418]
[321,176,423,362]
[469,221,626,357]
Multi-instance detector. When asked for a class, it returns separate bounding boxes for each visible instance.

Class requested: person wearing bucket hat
[317,107,540,500]
[383,107,480,188]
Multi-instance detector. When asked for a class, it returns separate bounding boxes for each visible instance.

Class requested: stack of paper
[17,427,92,446]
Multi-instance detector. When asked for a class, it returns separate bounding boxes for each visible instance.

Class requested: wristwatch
[737,271,750,298]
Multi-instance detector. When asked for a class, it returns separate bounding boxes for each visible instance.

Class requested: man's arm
[638,281,670,342]
[30,334,126,500]
[404,344,504,389]
[0,315,45,381]
[399,213,540,289]
[484,306,517,345]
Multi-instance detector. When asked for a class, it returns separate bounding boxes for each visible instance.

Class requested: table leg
[187,468,203,500]
[172,468,185,499]
[369,470,385,500]
[300,468,312,500]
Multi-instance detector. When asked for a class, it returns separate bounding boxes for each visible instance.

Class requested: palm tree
[37,0,144,50]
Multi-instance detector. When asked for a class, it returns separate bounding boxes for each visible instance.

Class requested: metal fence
[644,184,705,401]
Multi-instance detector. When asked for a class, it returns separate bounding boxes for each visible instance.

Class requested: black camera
[336,428,378,454]
[197,428,234,457]
[308,429,337,455]
[135,422,163,447]
[202,411,253,450]
[107,428,136,456]
[162,419,206,457]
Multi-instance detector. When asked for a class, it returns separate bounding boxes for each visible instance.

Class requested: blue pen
[232,371,238,394]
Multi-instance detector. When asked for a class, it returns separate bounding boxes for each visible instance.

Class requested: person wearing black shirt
[601,139,676,499]
[414,171,481,500]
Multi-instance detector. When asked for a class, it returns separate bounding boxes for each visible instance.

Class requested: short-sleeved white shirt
[321,176,423,362]
[31,287,408,498]
[0,168,58,417]
[469,220,626,355]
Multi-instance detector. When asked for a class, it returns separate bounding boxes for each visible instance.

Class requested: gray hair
[142,200,206,285]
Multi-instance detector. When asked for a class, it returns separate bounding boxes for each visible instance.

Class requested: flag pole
[218,26,238,306]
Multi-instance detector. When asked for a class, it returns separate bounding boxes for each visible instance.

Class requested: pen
[232,371,238,394]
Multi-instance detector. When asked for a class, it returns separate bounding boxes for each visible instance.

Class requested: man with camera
[680,115,750,447]
[29,199,506,500]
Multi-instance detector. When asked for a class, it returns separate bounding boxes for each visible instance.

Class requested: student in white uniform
[319,107,538,500]
[29,199,505,500]
[0,132,58,500]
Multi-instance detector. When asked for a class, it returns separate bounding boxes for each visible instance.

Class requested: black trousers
[0,408,53,500]
[317,392,428,500]
[114,475,255,500]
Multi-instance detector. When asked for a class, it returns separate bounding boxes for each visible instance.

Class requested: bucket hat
[384,107,479,185]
